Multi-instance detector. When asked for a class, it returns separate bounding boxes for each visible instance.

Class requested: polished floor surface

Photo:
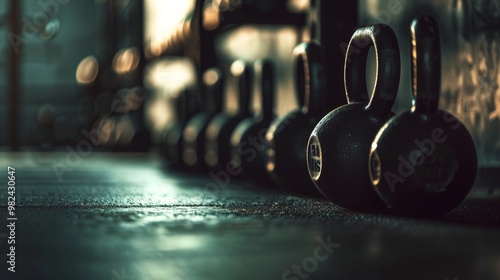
[0,152,499,280]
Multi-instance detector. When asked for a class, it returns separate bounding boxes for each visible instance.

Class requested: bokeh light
[113,47,141,75]
[76,56,99,85]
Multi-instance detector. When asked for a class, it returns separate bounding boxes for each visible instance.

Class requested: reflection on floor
[0,152,499,280]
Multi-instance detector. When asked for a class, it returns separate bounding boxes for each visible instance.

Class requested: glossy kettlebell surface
[307,24,401,210]
[265,41,327,196]
[369,15,477,216]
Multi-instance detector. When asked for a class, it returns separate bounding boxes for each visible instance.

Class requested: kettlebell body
[163,89,199,169]
[267,113,319,189]
[370,111,477,215]
[266,42,327,196]
[230,59,276,186]
[205,61,252,172]
[309,103,395,207]
[307,24,401,210]
[205,114,245,171]
[369,15,477,216]
[182,68,224,171]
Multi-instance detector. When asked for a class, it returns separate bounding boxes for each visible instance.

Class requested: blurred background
[0,0,499,168]
[1,2,500,279]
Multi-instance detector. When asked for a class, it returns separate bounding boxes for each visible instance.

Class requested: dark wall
[359,0,500,167]
[0,0,96,146]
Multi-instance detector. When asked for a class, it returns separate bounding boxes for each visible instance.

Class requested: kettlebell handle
[411,15,441,114]
[176,89,189,123]
[293,41,328,116]
[344,24,400,116]
[203,67,224,113]
[231,60,252,116]
[255,59,275,119]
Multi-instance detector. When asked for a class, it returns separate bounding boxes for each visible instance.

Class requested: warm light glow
[144,58,197,93]
[145,96,170,136]
[203,69,220,86]
[213,0,241,12]
[286,0,310,12]
[183,126,197,143]
[113,47,140,74]
[76,56,99,85]
[92,117,116,146]
[115,119,135,146]
[219,26,297,61]
[149,34,166,57]
[265,146,276,172]
[219,26,264,60]
[491,81,500,120]
[102,117,116,145]
[230,60,245,77]
[203,5,220,30]
[366,0,381,19]
[266,162,275,172]
[217,26,299,116]
[174,25,185,45]
[182,21,191,40]
[145,0,195,57]
[183,148,197,166]
[206,123,219,140]
[143,59,195,144]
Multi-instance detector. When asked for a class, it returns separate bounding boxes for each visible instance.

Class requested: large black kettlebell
[182,68,224,171]
[205,60,252,171]
[163,88,199,169]
[265,41,328,196]
[369,15,477,216]
[230,59,276,186]
[306,24,400,210]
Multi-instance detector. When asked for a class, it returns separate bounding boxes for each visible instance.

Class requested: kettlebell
[162,88,199,170]
[369,15,477,216]
[205,61,252,172]
[182,67,224,172]
[306,24,400,210]
[230,59,276,186]
[265,41,328,196]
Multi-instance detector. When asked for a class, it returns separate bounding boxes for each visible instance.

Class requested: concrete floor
[0,152,499,280]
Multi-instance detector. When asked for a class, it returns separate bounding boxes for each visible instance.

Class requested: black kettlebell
[182,68,224,171]
[230,59,276,186]
[265,41,328,196]
[205,61,252,172]
[369,15,477,216]
[306,24,400,210]
[162,88,199,170]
